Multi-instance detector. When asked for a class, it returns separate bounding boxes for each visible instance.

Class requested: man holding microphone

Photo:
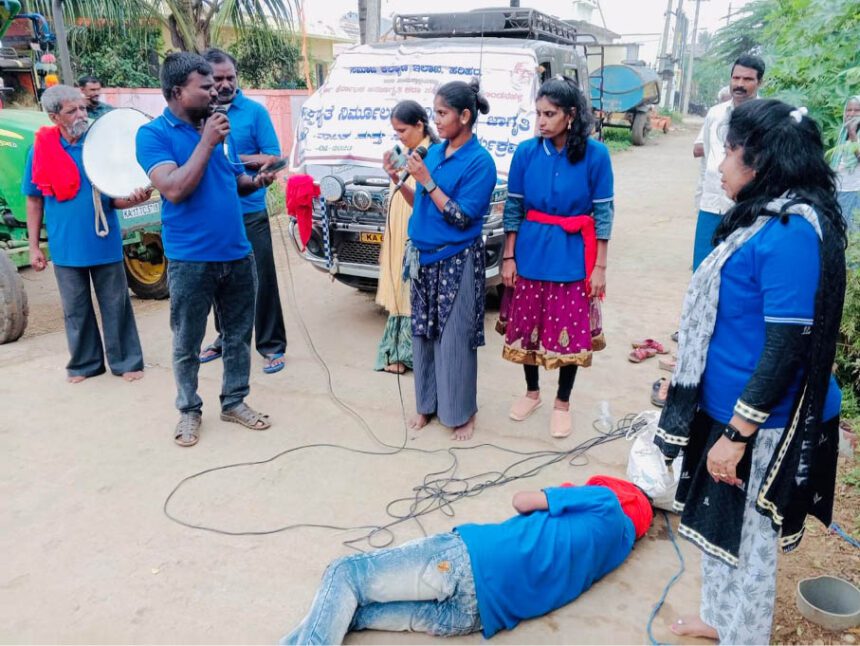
[136,52,278,447]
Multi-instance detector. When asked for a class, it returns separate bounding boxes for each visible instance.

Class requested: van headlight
[320,175,345,203]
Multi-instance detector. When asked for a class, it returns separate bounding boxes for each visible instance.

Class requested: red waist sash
[525,209,597,287]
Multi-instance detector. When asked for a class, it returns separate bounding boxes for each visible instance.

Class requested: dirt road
[0,124,712,644]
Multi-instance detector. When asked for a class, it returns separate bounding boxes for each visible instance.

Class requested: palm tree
[27,0,299,53]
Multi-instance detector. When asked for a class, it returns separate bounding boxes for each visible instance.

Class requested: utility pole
[663,0,684,111]
[50,0,73,84]
[680,0,705,114]
[657,0,673,68]
[360,0,381,44]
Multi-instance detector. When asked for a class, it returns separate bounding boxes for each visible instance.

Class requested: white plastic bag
[625,410,683,512]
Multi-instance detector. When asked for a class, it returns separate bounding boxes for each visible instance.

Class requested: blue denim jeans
[281,532,482,645]
[167,255,257,413]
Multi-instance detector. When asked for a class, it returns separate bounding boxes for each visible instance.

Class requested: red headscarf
[585,475,653,539]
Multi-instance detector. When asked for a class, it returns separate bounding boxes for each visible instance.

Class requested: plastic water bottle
[595,400,614,433]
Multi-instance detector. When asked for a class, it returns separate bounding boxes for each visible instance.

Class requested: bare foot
[384,362,407,374]
[669,615,718,640]
[409,413,431,430]
[67,375,87,384]
[452,415,475,441]
[122,371,144,382]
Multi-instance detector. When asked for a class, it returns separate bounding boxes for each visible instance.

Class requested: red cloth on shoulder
[585,475,654,539]
[32,125,81,202]
[286,174,320,251]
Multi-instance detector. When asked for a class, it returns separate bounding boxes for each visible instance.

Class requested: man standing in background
[691,55,764,270]
[77,75,113,120]
[198,48,288,375]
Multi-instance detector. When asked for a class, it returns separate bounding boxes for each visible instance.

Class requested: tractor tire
[631,112,651,146]
[123,234,169,300]
[0,252,28,344]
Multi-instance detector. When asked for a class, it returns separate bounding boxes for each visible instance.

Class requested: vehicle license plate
[360,232,384,244]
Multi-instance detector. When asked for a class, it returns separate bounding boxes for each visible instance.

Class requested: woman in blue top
[655,100,846,645]
[501,77,615,438]
[400,79,497,441]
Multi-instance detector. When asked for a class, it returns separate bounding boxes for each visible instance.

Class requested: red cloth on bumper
[32,125,81,202]
[286,174,320,251]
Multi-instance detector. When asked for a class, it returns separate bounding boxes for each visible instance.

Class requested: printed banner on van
[291,43,539,177]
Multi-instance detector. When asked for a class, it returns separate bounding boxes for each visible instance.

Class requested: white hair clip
[790,106,808,123]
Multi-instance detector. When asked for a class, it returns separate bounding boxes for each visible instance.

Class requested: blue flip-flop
[263,353,285,374]
[199,344,222,363]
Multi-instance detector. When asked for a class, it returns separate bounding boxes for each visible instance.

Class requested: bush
[836,235,860,420]
[228,27,305,90]
[69,25,161,88]
[601,127,633,153]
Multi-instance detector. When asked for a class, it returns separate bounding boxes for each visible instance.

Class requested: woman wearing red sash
[500,76,615,438]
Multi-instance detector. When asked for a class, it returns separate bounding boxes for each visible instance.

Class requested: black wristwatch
[722,423,754,444]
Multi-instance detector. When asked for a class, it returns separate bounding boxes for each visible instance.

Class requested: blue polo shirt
[456,486,634,639]
[135,108,251,262]
[509,137,614,282]
[407,135,497,264]
[21,133,121,267]
[701,215,841,425]
[227,90,281,214]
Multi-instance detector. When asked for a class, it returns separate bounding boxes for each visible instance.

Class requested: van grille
[338,240,381,265]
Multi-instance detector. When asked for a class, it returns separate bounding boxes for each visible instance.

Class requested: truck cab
[288,7,595,292]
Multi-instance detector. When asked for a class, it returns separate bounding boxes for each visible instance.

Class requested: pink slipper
[628,346,657,363]
[631,338,668,354]
[509,395,542,421]
[550,408,572,438]
[659,355,677,372]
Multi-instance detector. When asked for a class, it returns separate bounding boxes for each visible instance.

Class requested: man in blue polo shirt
[23,84,150,383]
[198,48,287,375]
[136,52,277,447]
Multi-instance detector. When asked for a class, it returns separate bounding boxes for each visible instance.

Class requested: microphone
[393,145,428,190]
[212,106,229,159]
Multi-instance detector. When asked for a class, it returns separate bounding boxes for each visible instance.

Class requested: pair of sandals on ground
[627,336,679,409]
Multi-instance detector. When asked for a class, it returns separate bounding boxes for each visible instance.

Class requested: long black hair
[435,78,490,128]
[537,75,593,164]
[715,98,846,247]
[391,99,440,144]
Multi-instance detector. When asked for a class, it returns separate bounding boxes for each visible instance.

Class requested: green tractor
[0,1,167,345]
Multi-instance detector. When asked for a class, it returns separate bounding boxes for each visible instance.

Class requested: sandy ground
[0,125,720,644]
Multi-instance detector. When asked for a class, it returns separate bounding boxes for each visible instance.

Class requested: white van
[288,8,594,292]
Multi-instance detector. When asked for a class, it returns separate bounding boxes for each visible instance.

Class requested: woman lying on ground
[656,99,846,644]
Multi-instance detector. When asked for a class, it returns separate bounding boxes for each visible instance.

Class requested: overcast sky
[307,0,752,64]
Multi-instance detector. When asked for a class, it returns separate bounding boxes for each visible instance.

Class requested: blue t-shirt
[227,90,281,214]
[407,135,497,264]
[509,137,614,282]
[135,108,251,262]
[455,486,635,639]
[21,133,121,267]
[701,215,841,425]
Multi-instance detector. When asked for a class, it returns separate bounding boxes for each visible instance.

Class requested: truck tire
[631,111,650,146]
[123,234,169,300]
[0,252,28,344]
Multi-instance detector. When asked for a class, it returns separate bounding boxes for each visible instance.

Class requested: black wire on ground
[161,210,638,550]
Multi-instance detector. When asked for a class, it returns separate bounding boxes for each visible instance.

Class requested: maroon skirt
[500,278,605,368]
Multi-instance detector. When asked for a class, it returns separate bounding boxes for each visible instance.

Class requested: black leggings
[524,364,578,402]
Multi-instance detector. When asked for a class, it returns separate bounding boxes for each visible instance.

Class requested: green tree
[27,0,298,53]
[692,0,860,145]
[227,26,304,89]
[68,23,162,87]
